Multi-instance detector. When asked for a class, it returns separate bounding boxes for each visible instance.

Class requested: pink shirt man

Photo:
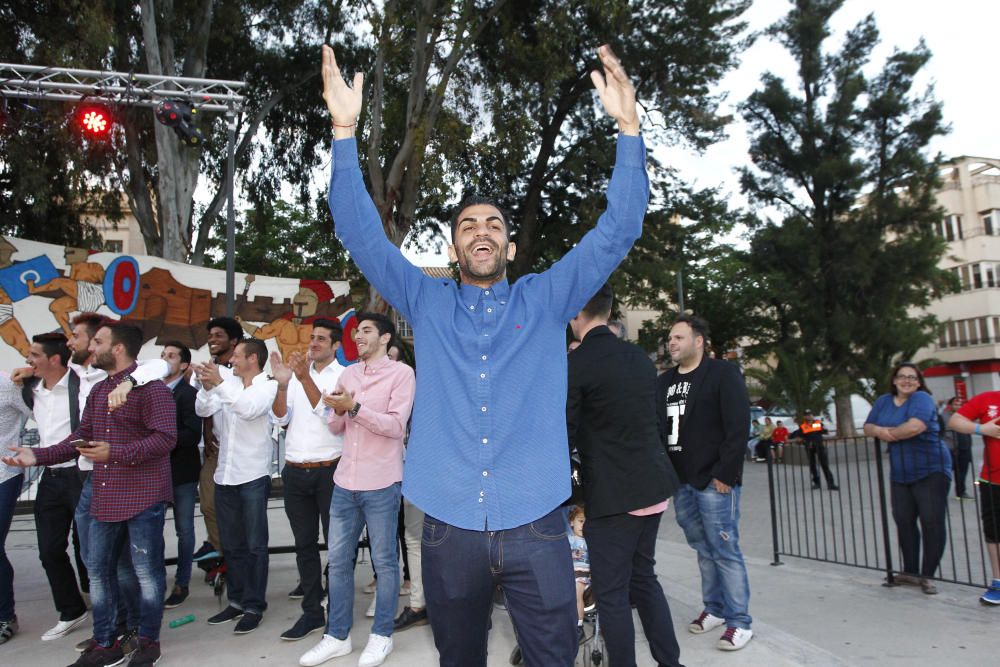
[327,355,415,491]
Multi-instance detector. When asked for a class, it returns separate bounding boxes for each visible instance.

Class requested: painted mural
[0,235,358,371]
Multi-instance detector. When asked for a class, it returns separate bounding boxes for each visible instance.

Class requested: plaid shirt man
[33,362,177,522]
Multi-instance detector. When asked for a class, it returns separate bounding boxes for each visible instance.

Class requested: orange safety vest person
[801,420,824,434]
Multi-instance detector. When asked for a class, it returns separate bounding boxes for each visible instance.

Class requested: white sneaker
[41,611,89,640]
[717,626,753,651]
[365,597,376,618]
[358,634,393,667]
[688,610,724,634]
[300,634,353,666]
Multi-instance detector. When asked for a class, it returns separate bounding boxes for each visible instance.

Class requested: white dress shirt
[69,358,169,471]
[270,360,345,463]
[191,364,234,445]
[32,369,75,468]
[197,371,277,486]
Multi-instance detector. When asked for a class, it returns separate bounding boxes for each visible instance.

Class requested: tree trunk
[834,387,855,436]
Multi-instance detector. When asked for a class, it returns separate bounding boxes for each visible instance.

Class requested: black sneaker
[71,640,125,667]
[76,636,94,652]
[130,637,161,667]
[0,616,17,645]
[164,586,189,608]
[119,628,139,656]
[192,542,220,562]
[280,614,325,641]
[577,624,586,644]
[829,484,840,491]
[233,611,262,634]
[206,606,244,625]
[393,606,428,632]
[288,583,304,599]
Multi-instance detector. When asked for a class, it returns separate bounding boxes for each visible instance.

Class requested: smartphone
[71,439,95,449]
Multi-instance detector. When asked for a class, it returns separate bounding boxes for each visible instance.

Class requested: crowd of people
[0,40,997,667]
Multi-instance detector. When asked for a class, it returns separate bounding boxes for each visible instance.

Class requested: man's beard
[92,351,115,371]
[457,242,507,283]
[70,348,91,366]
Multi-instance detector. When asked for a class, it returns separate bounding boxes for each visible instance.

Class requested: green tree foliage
[739,0,953,432]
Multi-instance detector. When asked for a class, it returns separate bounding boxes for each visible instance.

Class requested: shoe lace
[721,627,738,643]
[694,612,709,627]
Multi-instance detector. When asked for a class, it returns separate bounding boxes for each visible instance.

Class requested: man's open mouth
[470,242,495,260]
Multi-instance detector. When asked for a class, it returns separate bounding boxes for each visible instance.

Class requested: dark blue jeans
[215,476,271,614]
[422,508,577,667]
[172,482,198,588]
[86,503,167,644]
[0,474,23,622]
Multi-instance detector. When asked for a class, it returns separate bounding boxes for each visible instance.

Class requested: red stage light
[76,102,113,137]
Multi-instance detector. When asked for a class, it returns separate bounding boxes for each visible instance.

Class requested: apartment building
[916,156,1000,399]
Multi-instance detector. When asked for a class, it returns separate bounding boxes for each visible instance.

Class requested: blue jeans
[326,483,400,638]
[674,483,752,629]
[215,476,271,614]
[422,508,578,667]
[78,476,135,629]
[86,503,167,644]
[0,474,23,621]
[172,482,198,588]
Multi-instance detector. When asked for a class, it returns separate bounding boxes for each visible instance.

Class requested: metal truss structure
[0,63,246,112]
[0,63,248,315]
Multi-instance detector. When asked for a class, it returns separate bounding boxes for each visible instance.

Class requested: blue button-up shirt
[329,135,648,530]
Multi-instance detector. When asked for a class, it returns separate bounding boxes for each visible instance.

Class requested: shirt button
[480,491,485,496]
[484,290,490,295]
[487,308,492,313]
[469,305,475,310]
[481,406,487,412]
[481,355,487,361]
[478,498,483,503]
[482,470,488,476]
[480,373,486,379]
[482,438,488,444]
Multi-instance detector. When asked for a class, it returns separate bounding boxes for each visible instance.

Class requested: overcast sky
[404,0,1000,265]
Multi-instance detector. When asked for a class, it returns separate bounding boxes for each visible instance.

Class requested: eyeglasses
[895,375,919,381]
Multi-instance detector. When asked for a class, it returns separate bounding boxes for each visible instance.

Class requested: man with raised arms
[320,42,647,667]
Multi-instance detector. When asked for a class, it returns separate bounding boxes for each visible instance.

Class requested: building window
[940,214,963,241]
[987,264,997,288]
[960,264,971,290]
[984,212,994,236]
[947,321,957,347]
[104,239,123,253]
[973,263,983,289]
[938,324,947,348]
[980,317,990,344]
[394,311,413,339]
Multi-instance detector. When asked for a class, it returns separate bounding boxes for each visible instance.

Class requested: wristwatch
[123,374,137,386]
[348,402,361,418]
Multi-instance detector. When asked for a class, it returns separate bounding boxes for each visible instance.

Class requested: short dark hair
[449,195,511,242]
[207,316,243,341]
[237,338,268,370]
[161,340,192,365]
[107,322,144,359]
[71,312,108,338]
[356,312,395,339]
[32,332,70,365]
[581,282,614,320]
[888,362,930,397]
[312,318,343,344]
[672,313,710,343]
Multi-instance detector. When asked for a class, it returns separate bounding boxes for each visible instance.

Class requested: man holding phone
[4,322,176,667]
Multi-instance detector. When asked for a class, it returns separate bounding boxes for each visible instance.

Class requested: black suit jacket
[170,379,202,486]
[656,356,749,489]
[567,326,680,518]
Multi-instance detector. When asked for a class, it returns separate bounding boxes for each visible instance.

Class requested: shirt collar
[249,371,270,386]
[108,362,139,384]
[459,277,510,307]
[361,355,393,373]
[166,377,182,390]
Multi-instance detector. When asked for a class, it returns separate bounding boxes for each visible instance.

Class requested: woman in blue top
[863,362,952,594]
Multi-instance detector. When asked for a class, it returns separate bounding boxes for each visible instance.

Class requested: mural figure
[0,237,30,356]
[26,246,106,336]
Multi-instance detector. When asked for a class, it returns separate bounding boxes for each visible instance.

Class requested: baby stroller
[505,584,607,666]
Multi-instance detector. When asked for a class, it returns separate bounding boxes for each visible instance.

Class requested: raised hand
[589,44,640,136]
[321,44,364,132]
[270,351,292,389]
[288,352,310,381]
